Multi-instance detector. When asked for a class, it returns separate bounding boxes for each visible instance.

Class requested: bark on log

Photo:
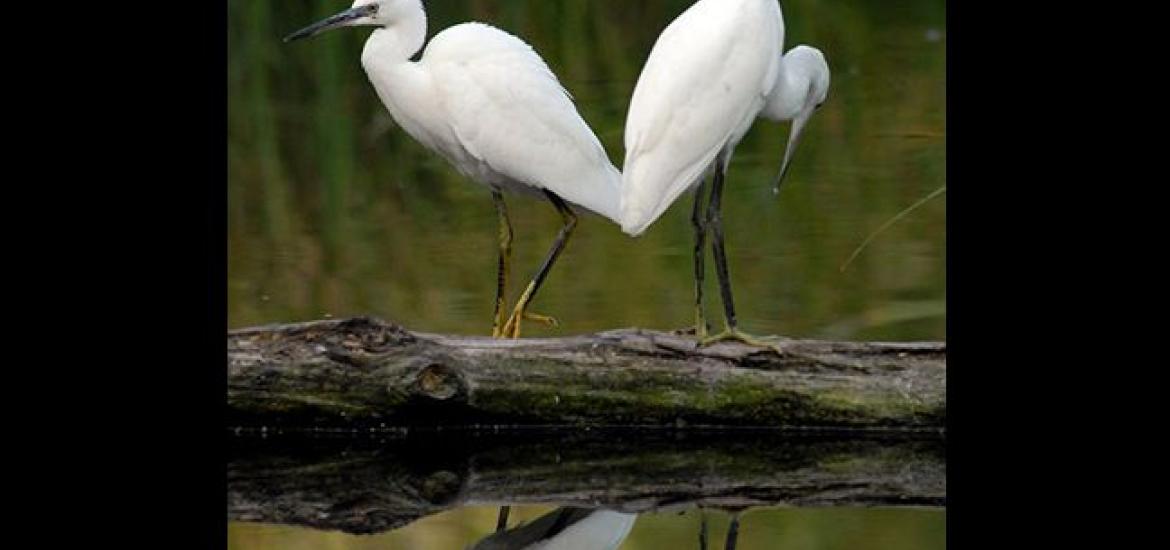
[228,317,945,429]
[228,432,945,534]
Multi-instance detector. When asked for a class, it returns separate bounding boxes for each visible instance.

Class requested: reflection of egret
[471,507,637,550]
[699,509,742,550]
[620,0,830,347]
[285,1,623,338]
[497,506,511,532]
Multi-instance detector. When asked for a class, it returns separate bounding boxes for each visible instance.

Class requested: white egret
[285,0,623,338]
[620,0,830,347]
[472,507,637,550]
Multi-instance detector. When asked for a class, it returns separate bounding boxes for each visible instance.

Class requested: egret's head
[284,0,423,42]
[797,46,831,112]
[768,45,831,194]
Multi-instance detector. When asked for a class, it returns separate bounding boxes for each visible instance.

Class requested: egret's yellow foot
[698,328,786,354]
[500,293,560,338]
[502,314,523,339]
[497,306,556,338]
[523,312,559,328]
[493,301,553,336]
[501,282,535,338]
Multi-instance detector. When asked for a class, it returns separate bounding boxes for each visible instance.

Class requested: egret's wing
[620,0,783,236]
[426,23,622,223]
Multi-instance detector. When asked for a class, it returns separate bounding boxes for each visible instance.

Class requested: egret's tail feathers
[558,163,623,228]
[620,207,654,237]
[619,183,671,237]
[620,154,710,237]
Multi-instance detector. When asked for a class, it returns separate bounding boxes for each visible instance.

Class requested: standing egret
[620,0,830,347]
[285,0,623,338]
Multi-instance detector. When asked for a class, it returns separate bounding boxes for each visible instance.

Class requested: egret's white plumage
[620,0,829,237]
[617,0,831,346]
[285,0,624,338]
[621,0,782,236]
[347,0,622,224]
[761,46,830,122]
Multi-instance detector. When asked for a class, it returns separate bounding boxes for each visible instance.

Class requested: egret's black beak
[771,110,813,195]
[284,4,378,43]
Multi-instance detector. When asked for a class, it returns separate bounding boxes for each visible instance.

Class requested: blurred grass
[227,0,946,342]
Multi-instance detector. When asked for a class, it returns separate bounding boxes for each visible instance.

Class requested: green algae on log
[227,317,945,429]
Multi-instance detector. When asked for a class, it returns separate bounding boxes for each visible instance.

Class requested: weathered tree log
[228,317,945,429]
[228,432,945,534]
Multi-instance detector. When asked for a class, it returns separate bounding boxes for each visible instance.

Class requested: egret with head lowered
[285,0,623,338]
[621,0,830,347]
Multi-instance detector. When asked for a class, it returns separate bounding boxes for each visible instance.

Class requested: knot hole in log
[412,363,464,401]
[415,470,463,504]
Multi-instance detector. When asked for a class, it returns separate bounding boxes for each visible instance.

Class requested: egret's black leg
[698,160,785,351]
[495,506,511,533]
[706,162,739,331]
[491,191,513,338]
[502,190,578,338]
[692,178,711,339]
[725,513,740,550]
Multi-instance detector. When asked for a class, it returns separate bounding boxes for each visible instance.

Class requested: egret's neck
[762,56,811,122]
[360,7,427,67]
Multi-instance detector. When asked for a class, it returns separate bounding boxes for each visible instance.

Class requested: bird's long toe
[697,329,786,355]
[501,310,558,339]
[523,312,559,329]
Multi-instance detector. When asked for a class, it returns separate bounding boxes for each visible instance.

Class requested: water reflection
[472,507,637,549]
[698,509,744,550]
[718,511,741,550]
[228,504,945,549]
[497,506,511,533]
[228,431,945,538]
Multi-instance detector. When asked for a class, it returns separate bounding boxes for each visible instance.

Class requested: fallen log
[228,431,946,534]
[228,317,945,429]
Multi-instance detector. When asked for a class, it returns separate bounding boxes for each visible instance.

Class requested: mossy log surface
[228,317,945,429]
[228,432,945,534]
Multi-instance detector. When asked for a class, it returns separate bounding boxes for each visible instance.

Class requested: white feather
[620,0,784,236]
[427,24,621,222]
[360,15,621,225]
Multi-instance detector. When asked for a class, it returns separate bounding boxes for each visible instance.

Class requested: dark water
[228,0,946,546]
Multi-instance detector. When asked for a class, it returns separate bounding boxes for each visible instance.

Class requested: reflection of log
[228,432,946,535]
[228,317,945,429]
